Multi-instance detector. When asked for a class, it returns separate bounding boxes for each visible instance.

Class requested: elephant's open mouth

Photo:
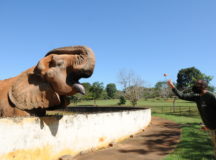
[66,73,85,95]
[44,81,86,111]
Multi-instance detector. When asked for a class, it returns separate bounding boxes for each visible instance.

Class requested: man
[167,79,216,156]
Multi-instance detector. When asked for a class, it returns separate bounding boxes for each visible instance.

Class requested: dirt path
[71,117,181,160]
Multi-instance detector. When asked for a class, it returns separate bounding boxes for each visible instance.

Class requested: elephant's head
[8,46,95,111]
[36,46,95,95]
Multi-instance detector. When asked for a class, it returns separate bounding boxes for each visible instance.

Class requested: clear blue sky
[0,0,216,89]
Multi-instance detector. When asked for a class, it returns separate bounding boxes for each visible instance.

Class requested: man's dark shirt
[172,88,216,130]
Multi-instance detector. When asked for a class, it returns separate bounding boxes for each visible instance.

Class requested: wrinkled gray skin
[0,46,95,117]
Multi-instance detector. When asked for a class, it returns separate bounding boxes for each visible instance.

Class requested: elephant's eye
[54,60,64,68]
[50,55,65,68]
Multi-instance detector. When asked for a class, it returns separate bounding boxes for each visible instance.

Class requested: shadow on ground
[118,121,180,156]
[73,117,215,160]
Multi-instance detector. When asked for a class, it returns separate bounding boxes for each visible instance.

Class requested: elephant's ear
[8,71,61,110]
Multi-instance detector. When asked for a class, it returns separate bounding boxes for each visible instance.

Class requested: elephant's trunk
[45,46,95,78]
[73,47,95,78]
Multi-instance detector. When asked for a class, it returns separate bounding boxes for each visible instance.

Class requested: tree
[82,82,91,91]
[125,85,144,106]
[143,88,157,99]
[81,82,93,100]
[106,83,117,99]
[176,67,213,91]
[89,82,104,105]
[70,96,80,105]
[176,67,214,113]
[101,90,109,99]
[118,70,144,106]
[155,81,172,99]
[118,96,126,105]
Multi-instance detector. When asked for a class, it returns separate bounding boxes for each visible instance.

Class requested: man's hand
[167,79,175,89]
[200,124,209,131]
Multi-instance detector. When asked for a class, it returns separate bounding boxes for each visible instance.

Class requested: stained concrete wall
[0,107,151,160]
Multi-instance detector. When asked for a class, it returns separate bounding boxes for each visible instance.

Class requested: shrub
[118,96,126,105]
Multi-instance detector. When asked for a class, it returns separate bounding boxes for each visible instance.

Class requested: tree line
[70,67,215,106]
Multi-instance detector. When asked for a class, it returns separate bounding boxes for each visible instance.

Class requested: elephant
[0,46,95,117]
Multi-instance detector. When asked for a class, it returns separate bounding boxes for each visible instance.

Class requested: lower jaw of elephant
[26,108,47,117]
[45,96,70,111]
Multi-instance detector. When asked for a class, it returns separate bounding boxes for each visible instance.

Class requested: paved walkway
[71,117,181,160]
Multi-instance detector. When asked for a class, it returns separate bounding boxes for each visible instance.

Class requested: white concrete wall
[0,108,151,160]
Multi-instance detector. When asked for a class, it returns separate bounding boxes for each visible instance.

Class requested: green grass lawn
[72,98,199,117]
[155,113,215,160]
[71,98,216,160]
